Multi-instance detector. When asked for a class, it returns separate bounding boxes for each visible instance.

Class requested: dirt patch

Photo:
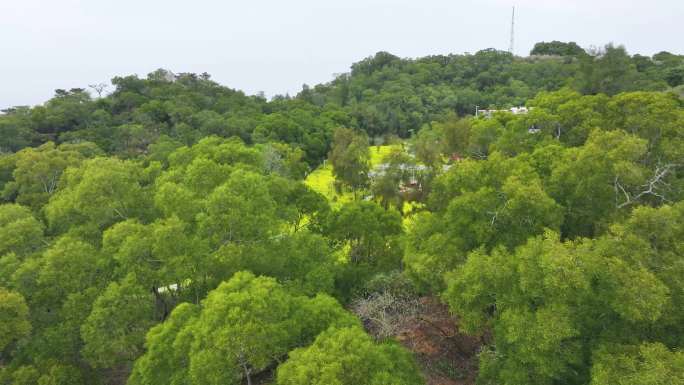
[254,296,482,385]
[394,297,481,385]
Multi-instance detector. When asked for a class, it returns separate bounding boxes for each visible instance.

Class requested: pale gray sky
[1,0,682,109]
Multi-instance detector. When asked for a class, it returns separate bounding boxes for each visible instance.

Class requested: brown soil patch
[394,297,481,385]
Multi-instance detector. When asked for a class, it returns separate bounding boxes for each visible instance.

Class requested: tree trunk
[242,362,252,385]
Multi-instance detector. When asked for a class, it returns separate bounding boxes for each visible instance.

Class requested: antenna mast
[508,6,515,54]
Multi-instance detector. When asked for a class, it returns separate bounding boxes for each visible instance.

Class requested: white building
[476,106,531,118]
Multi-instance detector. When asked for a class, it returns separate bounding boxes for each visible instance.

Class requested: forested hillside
[1,42,683,385]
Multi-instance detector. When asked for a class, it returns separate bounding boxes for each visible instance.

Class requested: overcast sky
[1,0,682,109]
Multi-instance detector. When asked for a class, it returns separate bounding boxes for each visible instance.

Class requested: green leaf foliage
[129,271,358,385]
[276,325,424,385]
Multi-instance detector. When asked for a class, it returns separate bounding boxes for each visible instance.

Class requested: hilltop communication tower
[508,6,515,54]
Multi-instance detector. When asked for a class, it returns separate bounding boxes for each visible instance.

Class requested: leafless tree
[352,291,424,339]
[88,83,109,98]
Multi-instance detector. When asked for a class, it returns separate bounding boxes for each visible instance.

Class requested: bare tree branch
[352,292,424,339]
[615,164,677,209]
[88,83,109,98]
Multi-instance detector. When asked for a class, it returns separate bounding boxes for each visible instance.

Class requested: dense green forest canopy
[2,42,683,161]
[0,42,683,385]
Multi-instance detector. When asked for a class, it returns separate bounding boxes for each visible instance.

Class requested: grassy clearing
[305,145,402,209]
[369,144,402,167]
[304,163,354,208]
[305,144,424,227]
[305,144,422,219]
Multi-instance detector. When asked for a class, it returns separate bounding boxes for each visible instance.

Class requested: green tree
[326,201,403,268]
[198,169,278,248]
[444,231,672,385]
[437,114,472,156]
[548,129,649,237]
[530,41,586,57]
[328,127,370,191]
[370,147,414,210]
[102,216,201,310]
[405,154,562,291]
[127,303,199,385]
[129,271,357,385]
[605,91,684,168]
[260,142,309,180]
[591,343,684,385]
[284,182,331,233]
[605,202,684,346]
[81,275,156,369]
[467,118,502,159]
[36,363,84,385]
[37,236,104,305]
[2,142,102,209]
[44,157,150,235]
[0,109,33,153]
[7,366,40,385]
[212,232,337,296]
[578,44,641,95]
[276,326,424,385]
[326,201,404,299]
[411,126,442,170]
[0,204,44,257]
[0,288,31,352]
[665,65,684,87]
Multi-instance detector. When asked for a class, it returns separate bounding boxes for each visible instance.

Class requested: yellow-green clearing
[304,163,353,208]
[369,144,402,167]
[305,145,402,207]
